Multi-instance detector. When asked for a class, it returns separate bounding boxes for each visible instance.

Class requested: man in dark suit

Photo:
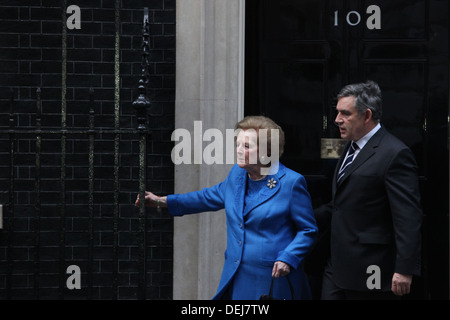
[319,80,423,299]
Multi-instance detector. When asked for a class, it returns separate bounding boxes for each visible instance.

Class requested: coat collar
[234,162,287,217]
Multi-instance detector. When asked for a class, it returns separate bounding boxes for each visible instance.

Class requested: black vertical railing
[132,7,151,301]
[34,88,42,299]
[87,88,95,299]
[6,89,15,300]
[112,0,121,300]
[60,0,68,299]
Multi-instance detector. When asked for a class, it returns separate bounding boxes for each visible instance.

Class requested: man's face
[335,96,367,141]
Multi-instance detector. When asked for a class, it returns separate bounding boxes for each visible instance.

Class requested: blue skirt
[220,260,312,300]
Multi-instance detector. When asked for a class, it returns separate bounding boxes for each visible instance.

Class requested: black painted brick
[0,1,175,300]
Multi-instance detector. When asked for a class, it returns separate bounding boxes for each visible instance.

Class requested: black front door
[245,0,448,299]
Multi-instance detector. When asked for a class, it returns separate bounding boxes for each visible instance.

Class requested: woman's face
[236,129,259,169]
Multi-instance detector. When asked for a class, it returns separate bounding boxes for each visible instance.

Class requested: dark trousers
[321,259,400,300]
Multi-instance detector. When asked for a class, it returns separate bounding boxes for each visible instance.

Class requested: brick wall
[0,0,175,299]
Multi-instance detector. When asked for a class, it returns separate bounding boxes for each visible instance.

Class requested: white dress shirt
[340,123,381,172]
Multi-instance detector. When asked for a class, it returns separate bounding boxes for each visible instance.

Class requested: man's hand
[391,273,412,296]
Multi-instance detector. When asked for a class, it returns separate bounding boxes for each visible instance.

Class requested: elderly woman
[136,116,318,300]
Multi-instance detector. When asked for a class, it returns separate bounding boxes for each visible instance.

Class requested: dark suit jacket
[314,126,422,292]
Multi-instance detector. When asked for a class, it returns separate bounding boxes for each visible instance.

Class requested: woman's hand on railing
[135,191,167,212]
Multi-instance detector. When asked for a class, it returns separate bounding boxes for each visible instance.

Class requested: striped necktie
[337,141,359,183]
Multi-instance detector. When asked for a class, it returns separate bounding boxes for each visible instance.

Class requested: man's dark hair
[337,80,383,122]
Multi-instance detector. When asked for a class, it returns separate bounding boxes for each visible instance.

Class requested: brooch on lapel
[266,178,277,189]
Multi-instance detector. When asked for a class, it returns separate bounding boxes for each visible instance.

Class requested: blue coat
[167,163,318,300]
